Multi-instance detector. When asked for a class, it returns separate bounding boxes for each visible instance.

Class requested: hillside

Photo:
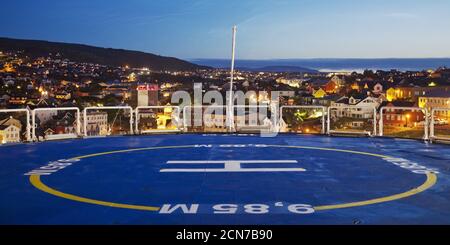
[0,37,208,71]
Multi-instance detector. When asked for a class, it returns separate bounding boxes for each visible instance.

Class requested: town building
[418,90,450,118]
[84,111,108,136]
[0,117,22,144]
[131,84,159,107]
[331,94,381,119]
[312,88,327,98]
[380,101,424,127]
[323,80,339,94]
[386,86,450,102]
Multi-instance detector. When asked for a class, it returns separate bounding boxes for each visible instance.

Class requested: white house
[0,117,22,144]
[84,111,108,136]
[331,95,381,119]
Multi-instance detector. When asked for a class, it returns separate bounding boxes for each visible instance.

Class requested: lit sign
[137,84,159,91]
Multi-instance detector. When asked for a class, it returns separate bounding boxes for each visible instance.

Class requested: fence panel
[327,106,377,136]
[279,106,326,134]
[379,106,428,140]
[431,108,450,141]
[182,105,229,133]
[135,106,181,134]
[232,104,278,134]
[5,105,448,142]
[32,107,81,141]
[0,109,30,144]
[83,106,133,137]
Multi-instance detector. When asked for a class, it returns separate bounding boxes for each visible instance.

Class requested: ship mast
[228,25,237,132]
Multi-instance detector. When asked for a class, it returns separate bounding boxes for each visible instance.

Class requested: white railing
[182,105,229,132]
[379,106,428,140]
[83,106,133,137]
[1,104,449,143]
[182,104,277,133]
[279,105,326,134]
[32,107,81,141]
[327,106,377,136]
[430,108,450,142]
[0,108,31,142]
[135,106,181,134]
[232,104,278,134]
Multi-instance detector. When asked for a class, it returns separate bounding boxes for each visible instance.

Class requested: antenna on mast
[228,25,237,132]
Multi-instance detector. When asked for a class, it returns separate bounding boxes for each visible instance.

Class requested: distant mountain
[237,66,318,73]
[191,58,450,72]
[0,37,208,71]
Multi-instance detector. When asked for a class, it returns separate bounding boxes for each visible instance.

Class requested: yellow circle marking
[30,175,159,211]
[29,144,437,212]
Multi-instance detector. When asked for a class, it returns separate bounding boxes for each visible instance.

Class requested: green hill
[0,37,208,71]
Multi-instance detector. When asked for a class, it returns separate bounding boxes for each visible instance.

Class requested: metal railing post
[75,109,81,136]
[424,108,429,141]
[83,108,87,137]
[430,108,435,140]
[373,107,377,137]
[322,106,326,134]
[379,107,384,136]
[327,107,332,135]
[25,109,31,141]
[31,109,36,141]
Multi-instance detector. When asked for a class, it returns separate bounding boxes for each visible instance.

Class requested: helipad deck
[1,134,449,224]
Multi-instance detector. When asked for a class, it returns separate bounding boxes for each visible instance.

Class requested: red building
[132,84,159,107]
[381,102,425,127]
[323,80,338,94]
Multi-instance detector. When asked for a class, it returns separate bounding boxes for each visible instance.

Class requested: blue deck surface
[0,134,450,224]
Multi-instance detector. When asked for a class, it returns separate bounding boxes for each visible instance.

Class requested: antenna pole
[228,25,237,132]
